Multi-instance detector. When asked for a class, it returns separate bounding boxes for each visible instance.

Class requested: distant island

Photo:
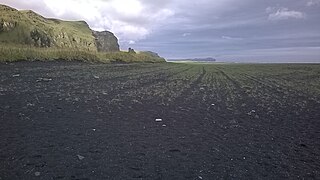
[0,4,165,63]
[168,57,216,62]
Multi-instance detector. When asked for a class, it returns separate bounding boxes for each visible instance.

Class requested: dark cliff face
[93,31,120,52]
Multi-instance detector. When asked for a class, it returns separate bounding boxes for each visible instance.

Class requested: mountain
[0,4,165,63]
[169,57,216,62]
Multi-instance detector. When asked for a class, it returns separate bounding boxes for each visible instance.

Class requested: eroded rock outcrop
[0,20,16,32]
[93,31,119,52]
[128,47,136,54]
[30,29,51,47]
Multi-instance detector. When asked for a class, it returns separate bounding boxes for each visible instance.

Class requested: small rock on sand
[77,155,85,160]
[155,119,162,122]
[36,78,52,82]
[34,172,41,176]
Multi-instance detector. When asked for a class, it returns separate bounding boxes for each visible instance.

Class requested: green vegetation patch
[0,45,166,63]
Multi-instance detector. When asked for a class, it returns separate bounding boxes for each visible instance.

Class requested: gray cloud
[221,36,244,41]
[267,7,306,21]
[134,0,320,62]
[307,0,320,6]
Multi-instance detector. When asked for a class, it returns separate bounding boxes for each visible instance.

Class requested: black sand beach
[1,61,319,179]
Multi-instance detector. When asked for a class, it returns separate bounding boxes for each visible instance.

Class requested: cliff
[0,4,165,63]
[93,31,119,52]
[0,4,119,52]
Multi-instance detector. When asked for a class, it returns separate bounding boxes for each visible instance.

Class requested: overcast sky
[1,0,320,62]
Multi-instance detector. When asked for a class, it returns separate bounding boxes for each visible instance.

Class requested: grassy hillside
[0,4,166,63]
[0,4,96,50]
